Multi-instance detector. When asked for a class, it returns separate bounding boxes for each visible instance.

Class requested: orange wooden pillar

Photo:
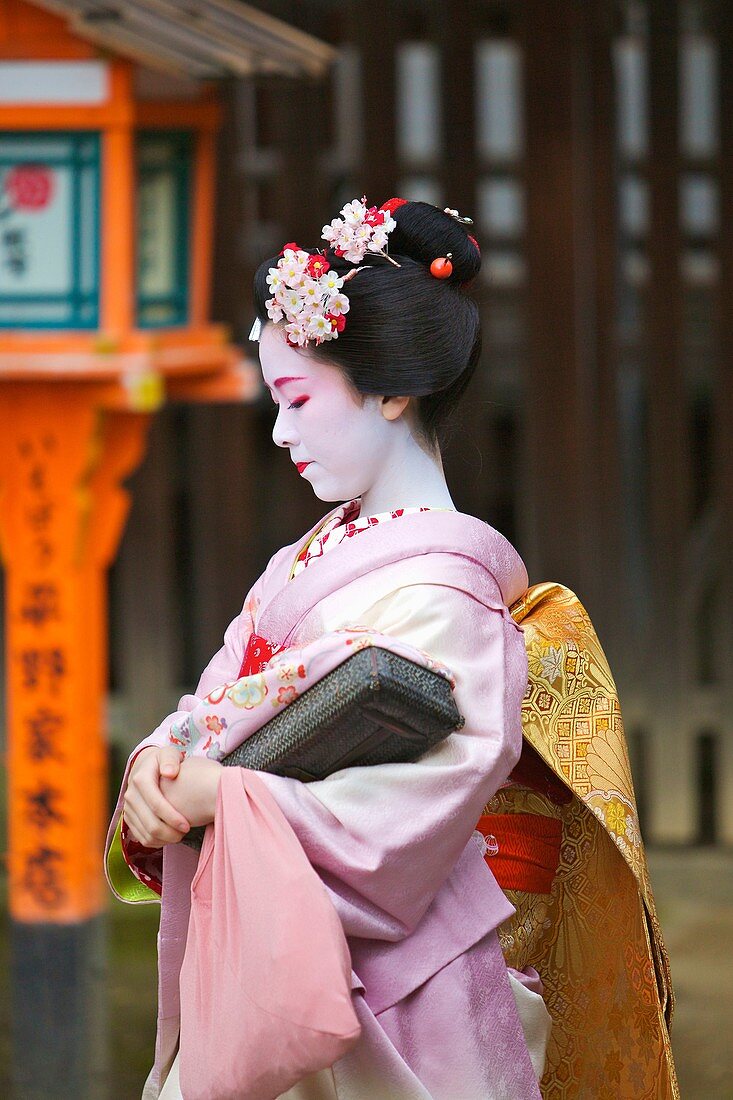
[0,381,153,1096]
[1,388,150,923]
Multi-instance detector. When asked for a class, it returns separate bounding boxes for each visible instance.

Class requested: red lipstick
[295,461,312,474]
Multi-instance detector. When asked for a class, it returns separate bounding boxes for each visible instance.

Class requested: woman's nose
[272,407,298,449]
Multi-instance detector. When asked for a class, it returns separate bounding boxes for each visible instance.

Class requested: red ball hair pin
[430,252,453,279]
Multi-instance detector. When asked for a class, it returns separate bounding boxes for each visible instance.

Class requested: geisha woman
[106,197,571,1098]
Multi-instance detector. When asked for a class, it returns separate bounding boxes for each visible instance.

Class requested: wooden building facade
[24,0,733,846]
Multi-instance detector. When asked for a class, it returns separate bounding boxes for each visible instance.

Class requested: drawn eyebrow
[273,376,307,389]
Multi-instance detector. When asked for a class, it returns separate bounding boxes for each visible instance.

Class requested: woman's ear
[380,395,411,421]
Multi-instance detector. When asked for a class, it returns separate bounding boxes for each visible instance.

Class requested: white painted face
[258,322,399,503]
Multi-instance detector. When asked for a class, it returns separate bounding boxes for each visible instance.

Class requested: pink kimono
[106,502,548,1099]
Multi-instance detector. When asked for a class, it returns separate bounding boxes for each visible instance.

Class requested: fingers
[148,785,191,835]
[157,745,183,779]
[128,772,190,834]
[129,744,181,785]
[124,802,184,848]
[125,747,190,842]
[123,804,162,849]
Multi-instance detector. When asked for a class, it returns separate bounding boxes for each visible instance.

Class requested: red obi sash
[476,744,570,894]
[476,812,563,894]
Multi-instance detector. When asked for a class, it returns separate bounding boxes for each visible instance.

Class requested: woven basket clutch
[182,646,464,851]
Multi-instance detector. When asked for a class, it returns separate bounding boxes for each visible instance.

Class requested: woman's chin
[311,488,346,503]
[307,479,363,504]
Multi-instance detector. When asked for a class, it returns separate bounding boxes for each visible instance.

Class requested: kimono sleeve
[105,578,263,902]
[257,582,528,943]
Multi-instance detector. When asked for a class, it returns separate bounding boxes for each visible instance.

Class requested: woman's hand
[123,745,191,848]
[160,757,224,829]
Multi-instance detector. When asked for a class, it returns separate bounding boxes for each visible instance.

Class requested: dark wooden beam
[645,0,695,840]
[347,0,397,203]
[584,0,627,672]
[10,917,107,1099]
[436,0,477,222]
[519,0,603,610]
[186,405,262,676]
[112,411,181,734]
[714,0,733,843]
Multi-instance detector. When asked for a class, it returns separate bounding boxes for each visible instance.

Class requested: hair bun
[385,200,481,287]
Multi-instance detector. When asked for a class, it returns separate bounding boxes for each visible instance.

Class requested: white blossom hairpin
[444,207,474,225]
[265,246,350,347]
[265,197,399,347]
[321,196,398,265]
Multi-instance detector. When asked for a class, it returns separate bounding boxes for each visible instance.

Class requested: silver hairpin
[444,207,474,226]
[248,317,262,342]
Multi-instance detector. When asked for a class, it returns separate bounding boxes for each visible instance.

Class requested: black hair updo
[253,200,482,451]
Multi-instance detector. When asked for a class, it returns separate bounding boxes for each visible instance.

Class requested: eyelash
[268,395,307,414]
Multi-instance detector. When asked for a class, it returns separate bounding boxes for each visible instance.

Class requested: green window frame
[135,131,192,328]
[0,132,100,329]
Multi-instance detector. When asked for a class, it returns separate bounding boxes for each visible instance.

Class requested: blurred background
[0,0,731,1097]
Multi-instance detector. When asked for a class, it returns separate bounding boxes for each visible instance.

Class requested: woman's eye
[288,399,307,410]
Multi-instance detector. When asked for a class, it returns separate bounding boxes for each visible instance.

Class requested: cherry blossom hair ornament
[263,197,400,348]
[260,196,480,349]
